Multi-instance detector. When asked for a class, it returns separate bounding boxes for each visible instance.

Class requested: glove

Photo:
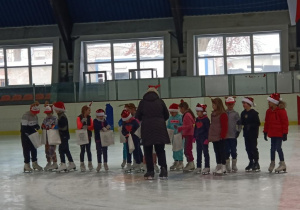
[106,125,111,130]
[204,139,209,145]
[283,134,287,141]
[264,132,268,141]
[235,131,240,139]
[82,125,88,130]
[34,124,40,130]
[102,127,108,132]
[81,118,87,125]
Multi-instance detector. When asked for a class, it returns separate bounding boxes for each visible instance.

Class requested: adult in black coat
[135,85,170,179]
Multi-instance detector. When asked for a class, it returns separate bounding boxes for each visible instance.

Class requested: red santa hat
[267,93,281,105]
[225,96,236,104]
[121,110,132,122]
[242,97,255,107]
[53,101,66,112]
[96,109,107,117]
[147,84,160,96]
[30,101,40,114]
[169,103,179,112]
[195,103,207,115]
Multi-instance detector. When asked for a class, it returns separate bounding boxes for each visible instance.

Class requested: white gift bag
[41,129,47,145]
[172,133,183,151]
[128,134,135,154]
[28,132,42,149]
[100,130,114,147]
[134,126,141,138]
[167,129,174,143]
[47,129,61,145]
[76,129,89,145]
[119,126,126,143]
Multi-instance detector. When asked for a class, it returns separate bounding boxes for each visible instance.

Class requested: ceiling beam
[169,0,184,54]
[49,0,73,60]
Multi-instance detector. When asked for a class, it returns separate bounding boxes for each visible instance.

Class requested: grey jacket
[226,109,242,139]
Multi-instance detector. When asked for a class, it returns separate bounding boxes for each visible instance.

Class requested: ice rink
[1,126,300,210]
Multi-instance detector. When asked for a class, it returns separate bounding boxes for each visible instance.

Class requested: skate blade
[275,170,287,174]
[144,177,154,180]
[23,170,33,173]
[202,172,210,175]
[159,177,168,180]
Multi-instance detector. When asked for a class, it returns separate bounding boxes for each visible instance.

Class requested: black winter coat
[135,92,170,146]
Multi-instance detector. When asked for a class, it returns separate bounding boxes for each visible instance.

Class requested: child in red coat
[264,93,288,173]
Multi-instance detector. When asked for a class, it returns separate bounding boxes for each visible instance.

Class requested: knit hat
[267,93,281,105]
[30,101,40,114]
[169,103,179,112]
[225,96,236,104]
[121,110,132,121]
[195,103,207,115]
[242,97,255,107]
[53,101,66,112]
[96,109,107,117]
[147,84,160,96]
[44,102,53,114]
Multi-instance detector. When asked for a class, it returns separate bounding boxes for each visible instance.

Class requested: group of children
[20,92,289,177]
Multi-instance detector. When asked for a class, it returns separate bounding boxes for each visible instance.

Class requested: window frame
[195,31,281,76]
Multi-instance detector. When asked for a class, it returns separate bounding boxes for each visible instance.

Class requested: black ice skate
[159,167,168,179]
[144,171,155,180]
[252,162,260,172]
[245,162,253,172]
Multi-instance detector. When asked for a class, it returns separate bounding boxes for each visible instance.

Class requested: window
[0,45,53,86]
[85,38,164,81]
[195,32,280,75]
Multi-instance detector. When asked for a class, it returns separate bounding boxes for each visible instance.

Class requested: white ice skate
[154,164,160,173]
[80,162,86,172]
[202,168,210,175]
[215,165,226,176]
[44,162,52,171]
[96,163,102,172]
[121,160,126,169]
[275,161,287,173]
[88,161,94,171]
[225,159,231,173]
[67,162,76,171]
[132,160,137,170]
[195,168,202,174]
[170,161,178,171]
[48,162,58,171]
[125,163,132,173]
[176,161,184,171]
[56,163,68,173]
[135,164,144,173]
[183,161,195,172]
[213,164,221,175]
[32,161,43,171]
[104,163,109,171]
[24,163,33,173]
[268,161,275,173]
[232,159,238,173]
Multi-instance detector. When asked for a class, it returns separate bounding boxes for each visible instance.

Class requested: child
[121,109,143,173]
[264,93,288,173]
[177,100,196,172]
[77,104,94,172]
[194,104,210,175]
[21,101,43,172]
[93,109,111,172]
[118,105,128,168]
[53,102,76,172]
[224,97,242,173]
[208,98,228,175]
[241,97,261,172]
[42,102,58,171]
[167,103,183,171]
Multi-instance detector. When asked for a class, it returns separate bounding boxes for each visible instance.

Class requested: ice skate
[195,168,202,174]
[144,171,155,180]
[170,161,178,171]
[183,161,195,172]
[176,161,184,171]
[104,163,109,171]
[159,167,168,179]
[252,162,260,172]
[154,164,160,173]
[32,161,43,171]
[135,164,143,173]
[88,161,94,171]
[245,162,253,172]
[275,161,287,173]
[132,160,137,169]
[268,161,275,173]
[80,162,86,172]
[67,162,76,171]
[215,165,226,176]
[24,163,33,173]
[213,164,221,175]
[56,163,68,172]
[125,163,132,173]
[226,159,231,173]
[96,163,101,172]
[44,162,52,171]
[121,160,126,169]
[232,159,238,172]
[202,167,210,175]
[48,162,58,171]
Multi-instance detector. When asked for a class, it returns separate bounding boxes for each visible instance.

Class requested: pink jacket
[178,112,195,136]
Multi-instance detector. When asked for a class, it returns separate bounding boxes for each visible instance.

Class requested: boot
[170,161,178,171]
[144,171,155,180]
[245,161,253,172]
[176,161,184,171]
[232,159,238,172]
[57,163,67,172]
[252,161,260,172]
[44,162,52,171]
[268,161,275,173]
[88,161,94,171]
[80,162,86,172]
[96,163,102,172]
[154,164,160,173]
[275,161,286,173]
[121,160,126,169]
[183,161,195,172]
[225,159,231,173]
[195,168,202,174]
[104,163,109,171]
[48,162,58,171]
[213,164,221,174]
[67,162,76,171]
[24,163,33,172]
[132,160,137,169]
[216,165,226,175]
[159,167,168,179]
[32,161,43,171]
[202,167,210,175]
[135,163,143,173]
[125,163,132,173]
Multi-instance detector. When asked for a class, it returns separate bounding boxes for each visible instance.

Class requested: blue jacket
[93,119,108,140]
[167,114,182,135]
[194,115,210,140]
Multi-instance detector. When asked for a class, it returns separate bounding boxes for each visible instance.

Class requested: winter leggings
[123,143,127,160]
[21,134,37,163]
[244,137,259,163]
[196,138,210,168]
[225,138,237,159]
[173,139,184,161]
[96,140,108,163]
[213,140,226,165]
[59,140,73,163]
[45,141,57,162]
[271,137,284,161]
[144,144,167,172]
[80,138,92,162]
[126,138,141,164]
[184,135,194,162]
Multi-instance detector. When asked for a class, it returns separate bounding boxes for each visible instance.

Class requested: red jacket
[263,103,288,138]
